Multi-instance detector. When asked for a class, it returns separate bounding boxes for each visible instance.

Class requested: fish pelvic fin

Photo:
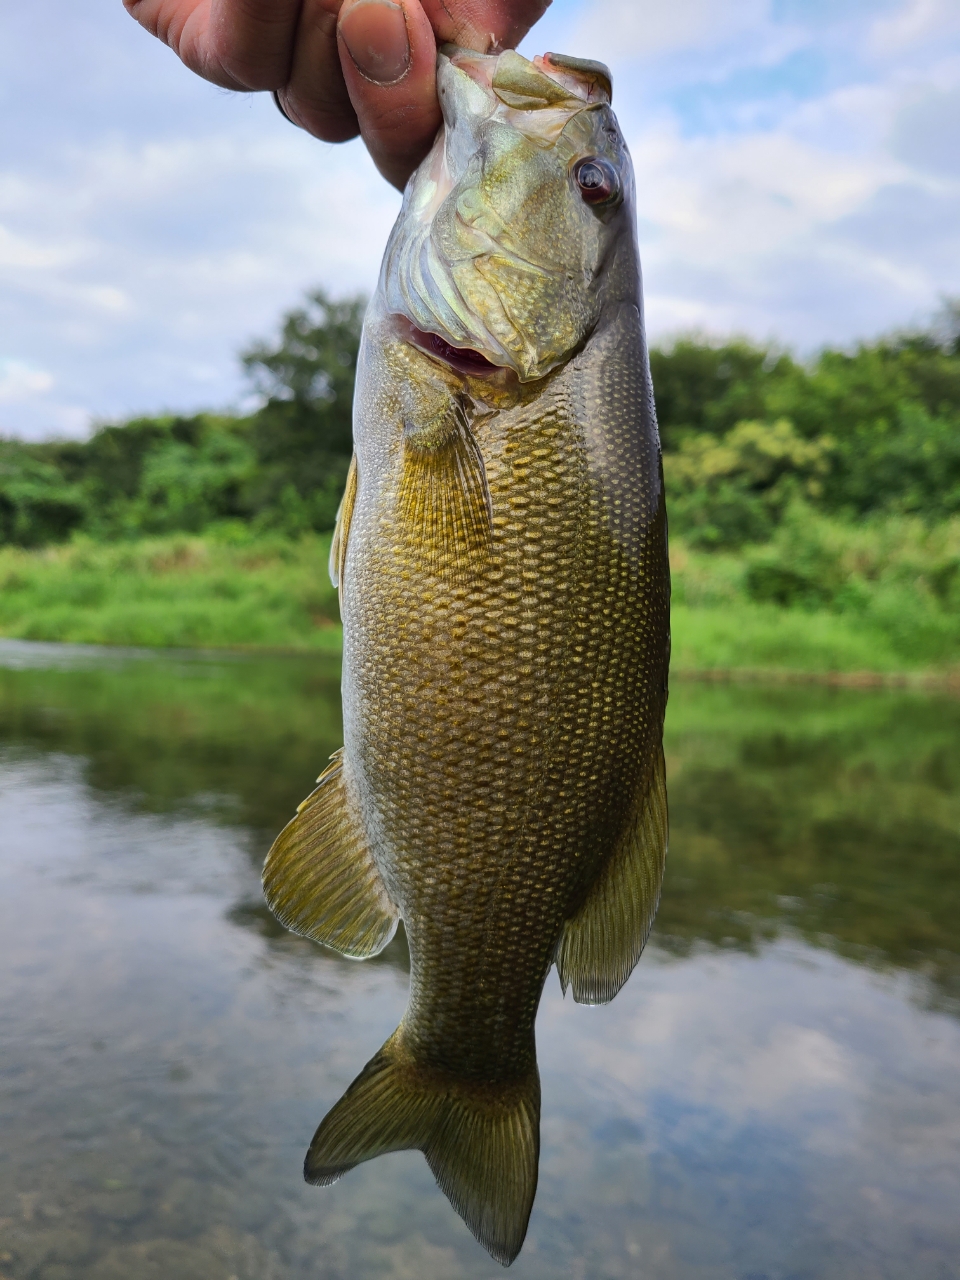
[262,749,398,959]
[396,399,493,581]
[557,745,668,1005]
[328,453,357,591]
[305,1030,540,1267]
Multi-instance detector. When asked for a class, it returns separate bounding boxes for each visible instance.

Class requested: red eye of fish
[574,157,619,206]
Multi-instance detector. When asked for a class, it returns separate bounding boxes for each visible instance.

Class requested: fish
[263,44,670,1267]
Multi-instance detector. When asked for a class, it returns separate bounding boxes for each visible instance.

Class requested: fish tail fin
[304,1029,540,1266]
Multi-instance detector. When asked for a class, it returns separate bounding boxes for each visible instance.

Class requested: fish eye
[574,157,620,206]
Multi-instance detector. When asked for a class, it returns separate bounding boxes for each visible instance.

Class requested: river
[1,640,958,1279]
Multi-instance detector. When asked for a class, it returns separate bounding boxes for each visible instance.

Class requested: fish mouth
[405,322,502,378]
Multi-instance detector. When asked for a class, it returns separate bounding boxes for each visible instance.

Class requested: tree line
[2,292,958,550]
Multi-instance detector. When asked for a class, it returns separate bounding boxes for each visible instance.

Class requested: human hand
[123,0,551,190]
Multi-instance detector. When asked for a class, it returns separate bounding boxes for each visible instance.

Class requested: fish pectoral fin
[396,401,493,579]
[328,453,358,591]
[262,748,398,959]
[557,746,668,1005]
[305,1029,540,1267]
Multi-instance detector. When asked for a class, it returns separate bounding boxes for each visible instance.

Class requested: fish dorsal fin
[395,400,492,580]
[263,749,398,958]
[329,453,358,591]
[556,746,668,1004]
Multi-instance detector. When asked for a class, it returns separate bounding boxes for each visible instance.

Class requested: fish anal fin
[263,749,398,959]
[305,1030,540,1267]
[329,454,358,591]
[396,401,493,581]
[557,746,668,1005]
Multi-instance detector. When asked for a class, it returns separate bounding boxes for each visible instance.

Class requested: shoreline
[672,664,960,693]
[3,536,957,683]
[2,634,957,692]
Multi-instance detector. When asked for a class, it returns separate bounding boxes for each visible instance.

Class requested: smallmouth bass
[264,45,670,1266]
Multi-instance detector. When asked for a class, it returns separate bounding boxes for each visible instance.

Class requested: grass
[0,533,341,652]
[671,603,918,675]
[1,524,958,676]
[670,516,960,677]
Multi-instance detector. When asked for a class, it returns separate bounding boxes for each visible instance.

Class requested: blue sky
[1,0,958,439]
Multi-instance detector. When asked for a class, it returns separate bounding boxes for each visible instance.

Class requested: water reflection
[1,641,958,1278]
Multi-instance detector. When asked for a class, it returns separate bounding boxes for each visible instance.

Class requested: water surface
[1,641,958,1279]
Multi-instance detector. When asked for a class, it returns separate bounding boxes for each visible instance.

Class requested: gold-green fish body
[264,46,670,1267]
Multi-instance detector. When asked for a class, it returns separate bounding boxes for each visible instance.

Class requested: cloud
[867,0,960,55]
[528,936,960,1275]
[0,67,400,437]
[890,83,960,178]
[0,359,54,404]
[576,0,775,60]
[0,224,78,271]
[0,0,404,439]
[2,0,959,437]
[547,947,862,1136]
[559,0,960,346]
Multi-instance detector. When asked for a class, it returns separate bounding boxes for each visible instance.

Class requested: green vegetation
[0,290,360,546]
[670,509,960,673]
[2,292,959,672]
[1,519,956,671]
[0,534,340,651]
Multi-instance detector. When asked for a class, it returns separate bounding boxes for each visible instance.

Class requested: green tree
[649,337,799,450]
[125,421,257,534]
[653,303,960,524]
[0,443,86,546]
[5,291,958,549]
[663,419,833,548]
[242,289,365,532]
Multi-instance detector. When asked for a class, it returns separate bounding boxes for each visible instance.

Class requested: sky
[1,0,958,440]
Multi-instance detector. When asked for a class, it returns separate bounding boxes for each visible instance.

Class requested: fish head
[380,48,635,383]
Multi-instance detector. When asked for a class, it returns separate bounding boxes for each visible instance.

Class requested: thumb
[336,0,441,190]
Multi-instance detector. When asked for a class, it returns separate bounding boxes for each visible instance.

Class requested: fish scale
[263,45,669,1267]
[351,314,663,1189]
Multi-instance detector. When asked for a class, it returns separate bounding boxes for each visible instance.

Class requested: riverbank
[1,533,957,679]
[0,535,341,653]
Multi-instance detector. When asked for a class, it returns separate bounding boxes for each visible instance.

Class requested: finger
[206,0,304,89]
[337,0,441,190]
[280,0,360,142]
[418,0,552,51]
[124,0,302,90]
[124,0,230,87]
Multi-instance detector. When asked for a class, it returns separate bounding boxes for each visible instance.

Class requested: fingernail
[339,0,410,86]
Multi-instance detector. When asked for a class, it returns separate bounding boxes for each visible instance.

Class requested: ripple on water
[0,646,958,1279]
